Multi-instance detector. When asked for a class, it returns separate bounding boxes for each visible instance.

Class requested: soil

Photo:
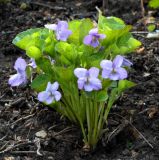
[0,0,159,159]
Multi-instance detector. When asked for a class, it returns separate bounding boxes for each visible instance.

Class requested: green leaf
[149,0,159,9]
[68,19,93,45]
[12,28,42,50]
[68,20,82,44]
[26,46,42,59]
[127,37,141,50]
[69,19,82,32]
[55,42,77,64]
[101,25,132,49]
[36,57,52,74]
[98,15,125,30]
[12,28,55,53]
[102,79,112,88]
[118,80,136,92]
[26,67,32,79]
[31,74,51,92]
[44,42,55,57]
[54,66,74,82]
[79,18,94,44]
[96,90,108,102]
[115,33,141,54]
[147,24,156,32]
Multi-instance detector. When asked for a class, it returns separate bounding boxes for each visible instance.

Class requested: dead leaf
[147,107,158,118]
[136,47,145,54]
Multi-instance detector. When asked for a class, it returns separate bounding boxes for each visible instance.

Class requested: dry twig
[110,113,154,149]
[9,113,35,126]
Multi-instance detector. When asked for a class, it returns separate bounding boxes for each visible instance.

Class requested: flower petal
[51,82,59,92]
[109,73,120,80]
[45,96,54,105]
[57,29,72,41]
[57,21,68,29]
[44,24,57,30]
[122,58,133,67]
[91,39,99,48]
[116,67,128,79]
[89,78,102,90]
[100,60,113,70]
[8,74,22,86]
[101,69,112,79]
[38,91,50,102]
[84,84,94,92]
[88,67,99,78]
[14,57,27,71]
[89,28,98,35]
[74,68,87,78]
[98,34,106,39]
[77,78,86,90]
[46,82,52,92]
[83,35,93,45]
[29,58,37,68]
[54,91,62,101]
[113,55,124,68]
[8,72,27,87]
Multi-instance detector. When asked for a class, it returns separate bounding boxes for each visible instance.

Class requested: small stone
[143,72,150,77]
[148,81,156,87]
[122,149,130,156]
[20,2,27,10]
[131,150,139,158]
[4,157,15,160]
[35,130,47,138]
[48,156,54,160]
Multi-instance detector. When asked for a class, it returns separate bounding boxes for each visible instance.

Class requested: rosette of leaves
[12,13,141,149]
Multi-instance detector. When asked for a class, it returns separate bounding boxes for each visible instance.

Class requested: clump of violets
[10,15,141,149]
[45,21,72,41]
[83,28,106,48]
[8,57,27,86]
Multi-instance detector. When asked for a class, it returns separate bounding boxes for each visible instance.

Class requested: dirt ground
[0,0,159,159]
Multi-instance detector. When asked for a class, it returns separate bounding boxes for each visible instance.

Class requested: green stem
[91,101,98,147]
[79,120,87,144]
[96,102,105,142]
[86,98,91,143]
[61,97,77,123]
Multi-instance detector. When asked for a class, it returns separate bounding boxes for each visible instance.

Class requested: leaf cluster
[12,14,140,149]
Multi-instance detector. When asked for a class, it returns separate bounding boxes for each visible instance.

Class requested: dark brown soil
[0,0,159,159]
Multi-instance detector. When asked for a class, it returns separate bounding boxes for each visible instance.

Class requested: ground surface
[0,0,159,159]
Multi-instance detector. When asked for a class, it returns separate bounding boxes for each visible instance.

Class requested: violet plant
[10,13,141,149]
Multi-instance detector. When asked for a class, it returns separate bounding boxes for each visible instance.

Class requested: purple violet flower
[74,67,102,92]
[45,21,72,41]
[83,28,106,48]
[100,55,128,80]
[38,82,61,104]
[28,58,37,68]
[8,57,27,87]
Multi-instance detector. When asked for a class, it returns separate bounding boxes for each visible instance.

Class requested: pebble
[35,130,47,138]
[122,149,130,156]
[4,157,15,160]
